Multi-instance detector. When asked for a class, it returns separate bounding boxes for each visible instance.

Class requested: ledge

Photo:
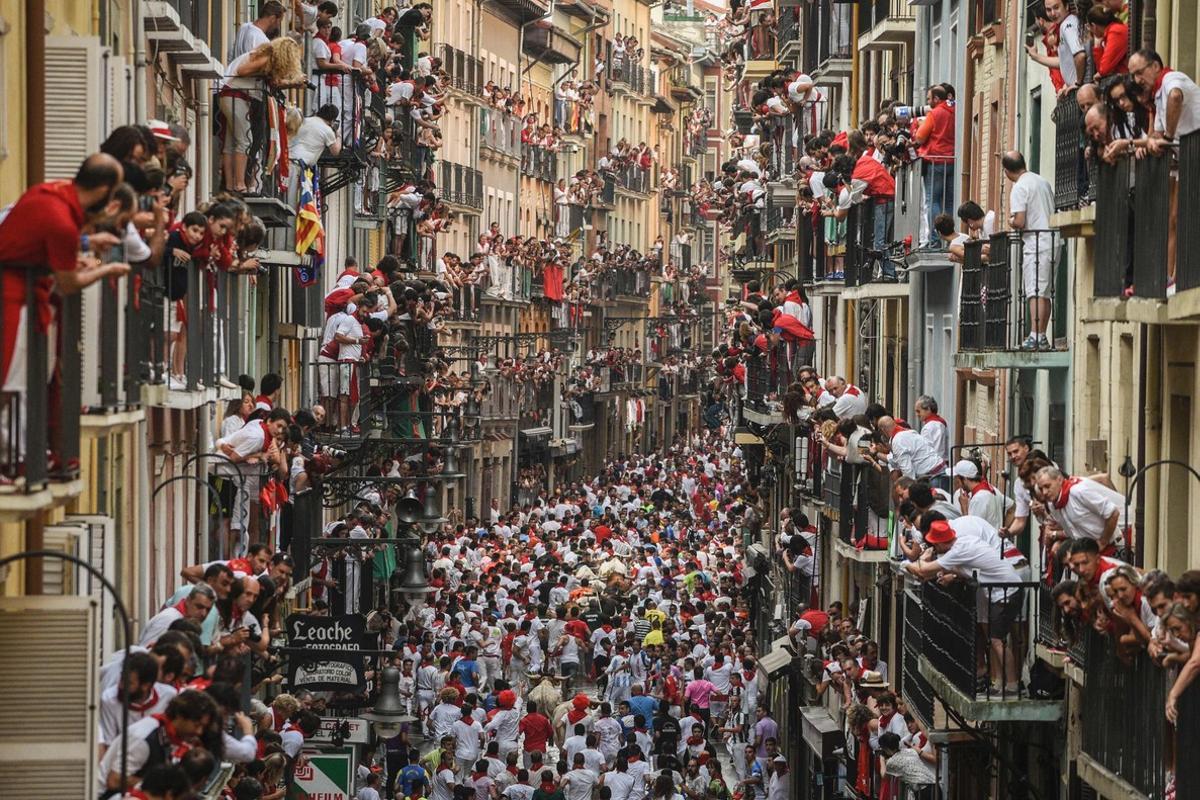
[1168,285,1200,320]
[917,654,1064,722]
[953,349,1070,370]
[833,538,891,563]
[1081,296,1169,325]
[81,407,147,433]
[1050,205,1095,238]
[1076,752,1149,800]
[742,405,786,426]
[0,479,85,522]
[841,281,909,300]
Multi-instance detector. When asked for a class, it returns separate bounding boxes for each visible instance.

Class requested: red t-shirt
[518,712,553,751]
[852,154,896,199]
[0,180,84,377]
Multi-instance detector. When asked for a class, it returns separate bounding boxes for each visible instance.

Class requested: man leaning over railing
[0,154,130,477]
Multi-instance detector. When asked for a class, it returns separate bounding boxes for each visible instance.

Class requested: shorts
[317,355,338,397]
[986,588,1024,640]
[1021,248,1054,299]
[169,299,186,335]
[218,94,255,156]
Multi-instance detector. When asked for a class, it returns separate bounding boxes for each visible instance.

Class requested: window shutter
[80,282,103,409]
[105,54,131,138]
[69,514,119,657]
[0,597,99,799]
[42,524,84,595]
[44,36,103,180]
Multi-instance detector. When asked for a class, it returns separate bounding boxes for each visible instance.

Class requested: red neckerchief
[845,385,860,396]
[259,420,273,447]
[567,708,587,724]
[1054,476,1081,509]
[172,599,189,615]
[924,414,947,426]
[970,480,995,497]
[128,686,161,714]
[472,771,488,782]
[540,782,558,792]
[254,394,273,410]
[151,713,192,760]
[127,789,150,800]
[1152,67,1175,95]
[226,557,252,575]
[282,721,309,740]
[879,710,896,728]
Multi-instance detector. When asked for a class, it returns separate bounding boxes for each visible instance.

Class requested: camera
[893,105,931,121]
[246,624,262,643]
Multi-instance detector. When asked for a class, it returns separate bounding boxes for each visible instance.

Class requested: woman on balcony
[218,37,304,194]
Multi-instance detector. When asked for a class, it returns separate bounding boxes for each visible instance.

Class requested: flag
[296,165,324,287]
[746,0,773,9]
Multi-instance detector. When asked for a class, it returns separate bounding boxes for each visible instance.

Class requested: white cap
[952,460,980,479]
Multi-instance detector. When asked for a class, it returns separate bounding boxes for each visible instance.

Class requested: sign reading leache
[285,614,375,692]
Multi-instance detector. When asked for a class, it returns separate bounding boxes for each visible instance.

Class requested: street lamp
[361,666,415,739]
[1119,456,1200,564]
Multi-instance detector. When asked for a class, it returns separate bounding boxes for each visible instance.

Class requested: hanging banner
[288,750,355,800]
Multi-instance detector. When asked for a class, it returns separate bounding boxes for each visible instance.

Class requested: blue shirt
[628,694,657,723]
[398,764,428,797]
[454,658,480,688]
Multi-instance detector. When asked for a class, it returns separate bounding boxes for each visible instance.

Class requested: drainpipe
[26,0,45,186]
[134,0,147,121]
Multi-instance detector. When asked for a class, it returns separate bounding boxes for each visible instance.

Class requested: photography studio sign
[286,614,375,691]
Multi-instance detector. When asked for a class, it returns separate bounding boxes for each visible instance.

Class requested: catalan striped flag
[296,164,324,287]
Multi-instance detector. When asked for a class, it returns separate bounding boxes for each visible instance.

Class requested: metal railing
[437,43,483,95]
[480,109,521,159]
[439,161,484,209]
[1052,92,1089,210]
[1178,130,1200,292]
[1079,629,1168,799]
[613,165,650,194]
[957,231,1064,351]
[764,114,797,180]
[610,54,647,94]
[599,175,617,205]
[922,577,1042,701]
[601,269,651,299]
[778,7,800,50]
[217,79,290,201]
[521,144,557,183]
[901,586,936,726]
[867,0,916,28]
[803,0,853,73]
[1094,154,1172,299]
[1177,682,1200,797]
[568,392,597,426]
[743,340,795,414]
[0,266,81,489]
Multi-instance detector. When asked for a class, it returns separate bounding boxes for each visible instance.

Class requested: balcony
[830,460,891,561]
[668,65,703,102]
[763,115,798,182]
[218,79,295,226]
[488,0,549,24]
[555,204,587,240]
[568,392,597,429]
[140,263,257,408]
[609,53,648,95]
[1075,630,1169,798]
[437,43,484,97]
[521,145,557,184]
[955,233,1070,369]
[777,6,801,61]
[802,0,853,78]
[480,109,521,163]
[0,267,83,509]
[1051,94,1094,211]
[523,21,582,64]
[916,577,1063,721]
[438,161,484,211]
[600,270,651,300]
[742,340,793,423]
[613,164,650,195]
[857,0,916,51]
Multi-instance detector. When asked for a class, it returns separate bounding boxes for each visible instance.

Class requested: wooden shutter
[41,524,84,595]
[70,514,119,657]
[44,35,103,180]
[0,597,99,799]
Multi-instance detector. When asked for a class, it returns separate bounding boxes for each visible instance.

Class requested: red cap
[924,520,956,545]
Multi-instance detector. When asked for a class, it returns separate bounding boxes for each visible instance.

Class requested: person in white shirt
[431,751,458,800]
[825,376,867,418]
[906,520,1023,691]
[452,708,485,779]
[951,459,1005,529]
[1026,0,1085,90]
[1003,151,1056,350]
[214,408,290,547]
[878,416,947,487]
[97,652,177,751]
[563,753,600,800]
[289,105,341,166]
[913,395,948,462]
[1035,466,1127,553]
[138,584,215,646]
[232,1,283,60]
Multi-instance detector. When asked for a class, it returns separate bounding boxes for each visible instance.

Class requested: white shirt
[919,417,948,461]
[137,605,184,646]
[98,683,177,744]
[934,534,1021,601]
[289,117,338,164]
[832,386,867,418]
[1154,70,1200,137]
[1044,478,1127,546]
[339,38,368,69]
[962,483,1005,530]
[1056,14,1085,87]
[233,22,269,60]
[947,514,1002,552]
[564,769,599,800]
[432,768,457,800]
[603,771,636,800]
[888,429,945,479]
[1009,172,1054,254]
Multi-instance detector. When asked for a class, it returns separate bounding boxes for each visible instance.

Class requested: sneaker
[168,374,188,390]
[218,376,239,389]
[1020,334,1039,351]
[1168,278,1178,298]
[1037,334,1051,350]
